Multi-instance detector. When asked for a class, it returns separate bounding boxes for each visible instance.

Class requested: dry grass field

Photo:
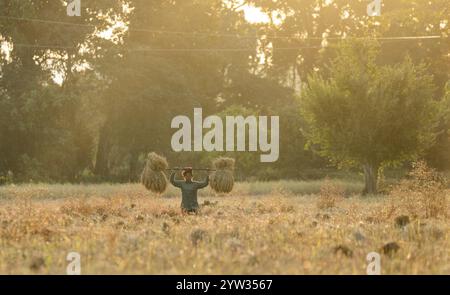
[0,176,448,275]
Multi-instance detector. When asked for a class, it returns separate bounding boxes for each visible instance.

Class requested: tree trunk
[128,149,139,182]
[362,163,378,195]
[94,124,111,177]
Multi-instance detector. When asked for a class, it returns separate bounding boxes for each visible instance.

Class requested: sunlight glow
[238,4,285,26]
[242,5,270,24]
[0,40,12,61]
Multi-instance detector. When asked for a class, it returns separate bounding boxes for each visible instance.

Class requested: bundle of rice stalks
[146,152,168,171]
[213,157,235,170]
[141,152,168,194]
[210,157,235,193]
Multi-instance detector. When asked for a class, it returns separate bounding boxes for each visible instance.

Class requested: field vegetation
[0,164,447,274]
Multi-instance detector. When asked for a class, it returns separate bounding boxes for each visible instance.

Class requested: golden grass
[0,182,448,274]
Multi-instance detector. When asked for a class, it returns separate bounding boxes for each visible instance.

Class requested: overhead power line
[0,15,93,28]
[13,43,77,50]
[11,43,322,52]
[0,15,444,41]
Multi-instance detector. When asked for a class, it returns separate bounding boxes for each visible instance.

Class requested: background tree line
[0,0,449,189]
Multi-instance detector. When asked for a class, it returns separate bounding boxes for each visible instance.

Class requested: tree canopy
[301,40,447,193]
[0,0,448,184]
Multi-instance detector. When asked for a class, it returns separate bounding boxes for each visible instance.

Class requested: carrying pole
[166,168,216,171]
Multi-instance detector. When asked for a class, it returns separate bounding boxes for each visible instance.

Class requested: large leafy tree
[93,0,297,180]
[92,0,250,178]
[0,0,125,180]
[300,40,445,194]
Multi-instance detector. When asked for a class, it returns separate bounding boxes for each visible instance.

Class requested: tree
[247,0,449,89]
[426,82,450,170]
[0,0,125,181]
[300,40,444,194]
[91,0,276,180]
[248,0,450,171]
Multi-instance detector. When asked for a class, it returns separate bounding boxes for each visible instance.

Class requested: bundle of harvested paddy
[141,152,168,194]
[210,157,235,193]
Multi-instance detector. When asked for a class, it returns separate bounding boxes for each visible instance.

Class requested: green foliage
[425,82,450,169]
[300,40,446,192]
[0,1,449,183]
[0,170,14,186]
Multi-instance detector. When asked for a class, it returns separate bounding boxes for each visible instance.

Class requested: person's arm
[170,172,183,188]
[196,175,209,189]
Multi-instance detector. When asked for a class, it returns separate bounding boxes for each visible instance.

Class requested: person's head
[182,167,193,181]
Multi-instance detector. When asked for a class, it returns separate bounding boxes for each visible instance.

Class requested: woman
[170,167,209,214]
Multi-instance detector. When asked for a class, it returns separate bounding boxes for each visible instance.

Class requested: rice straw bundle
[141,152,168,194]
[210,157,235,193]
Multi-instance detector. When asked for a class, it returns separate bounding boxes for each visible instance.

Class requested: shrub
[0,171,14,186]
[317,179,345,209]
[390,161,448,218]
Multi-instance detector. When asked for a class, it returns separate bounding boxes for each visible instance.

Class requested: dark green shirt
[170,172,209,210]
